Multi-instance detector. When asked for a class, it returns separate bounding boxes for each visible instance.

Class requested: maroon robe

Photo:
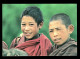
[10,33,52,56]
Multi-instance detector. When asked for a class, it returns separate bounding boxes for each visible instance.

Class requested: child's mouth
[24,32,32,36]
[54,38,61,42]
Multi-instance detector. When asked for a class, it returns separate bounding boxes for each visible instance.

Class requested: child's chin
[56,42,63,46]
[25,36,32,39]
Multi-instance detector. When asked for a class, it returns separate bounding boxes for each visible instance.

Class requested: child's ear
[39,21,43,30]
[68,24,74,34]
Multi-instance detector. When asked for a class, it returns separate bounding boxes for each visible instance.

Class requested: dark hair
[21,6,43,26]
[50,13,71,28]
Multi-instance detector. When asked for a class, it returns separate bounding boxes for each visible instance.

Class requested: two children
[3,6,77,56]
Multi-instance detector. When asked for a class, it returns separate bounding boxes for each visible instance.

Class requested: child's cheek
[21,27,25,32]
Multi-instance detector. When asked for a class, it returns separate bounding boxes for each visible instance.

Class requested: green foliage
[2,4,77,48]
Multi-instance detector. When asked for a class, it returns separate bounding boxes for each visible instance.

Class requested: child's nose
[53,31,58,37]
[25,26,30,31]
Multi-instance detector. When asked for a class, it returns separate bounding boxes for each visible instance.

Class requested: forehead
[49,19,66,29]
[21,16,36,23]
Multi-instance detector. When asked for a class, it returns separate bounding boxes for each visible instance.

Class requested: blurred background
[2,4,77,48]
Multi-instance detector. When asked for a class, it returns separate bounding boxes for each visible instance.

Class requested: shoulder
[11,37,21,44]
[67,38,77,52]
[10,36,22,48]
[15,37,21,43]
[40,33,50,40]
[69,38,77,46]
[12,33,24,42]
[66,44,77,56]
[40,33,52,46]
[64,40,77,56]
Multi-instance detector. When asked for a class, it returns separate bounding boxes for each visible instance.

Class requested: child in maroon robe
[10,6,52,56]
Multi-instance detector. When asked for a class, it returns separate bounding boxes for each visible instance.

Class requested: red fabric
[14,33,52,56]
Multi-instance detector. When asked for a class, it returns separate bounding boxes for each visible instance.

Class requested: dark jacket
[49,38,77,56]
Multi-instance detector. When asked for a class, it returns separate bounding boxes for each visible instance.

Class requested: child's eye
[49,29,53,32]
[29,24,34,26]
[21,24,26,25]
[49,31,53,32]
[56,28,61,30]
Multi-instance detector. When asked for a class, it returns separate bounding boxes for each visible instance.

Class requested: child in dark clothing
[49,13,77,56]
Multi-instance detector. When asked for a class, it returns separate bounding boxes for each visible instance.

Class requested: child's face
[21,16,40,39]
[49,19,72,45]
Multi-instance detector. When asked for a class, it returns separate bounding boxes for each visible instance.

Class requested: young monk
[49,13,77,56]
[10,6,52,56]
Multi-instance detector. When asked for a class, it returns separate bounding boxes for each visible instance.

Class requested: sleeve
[63,45,77,56]
[46,39,53,55]
[10,38,17,49]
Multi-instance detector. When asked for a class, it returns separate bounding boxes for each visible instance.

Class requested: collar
[25,33,40,41]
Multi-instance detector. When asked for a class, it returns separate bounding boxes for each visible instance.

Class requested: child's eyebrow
[55,28,58,29]
[55,27,61,29]
[29,22,34,23]
[49,29,54,31]
[21,22,25,23]
[49,27,61,30]
[21,22,34,23]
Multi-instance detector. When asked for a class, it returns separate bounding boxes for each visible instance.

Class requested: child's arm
[2,41,8,49]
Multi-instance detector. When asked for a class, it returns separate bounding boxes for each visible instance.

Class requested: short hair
[50,13,71,28]
[21,6,43,26]
[2,48,28,56]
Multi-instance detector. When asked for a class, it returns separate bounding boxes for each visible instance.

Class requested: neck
[25,33,40,41]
